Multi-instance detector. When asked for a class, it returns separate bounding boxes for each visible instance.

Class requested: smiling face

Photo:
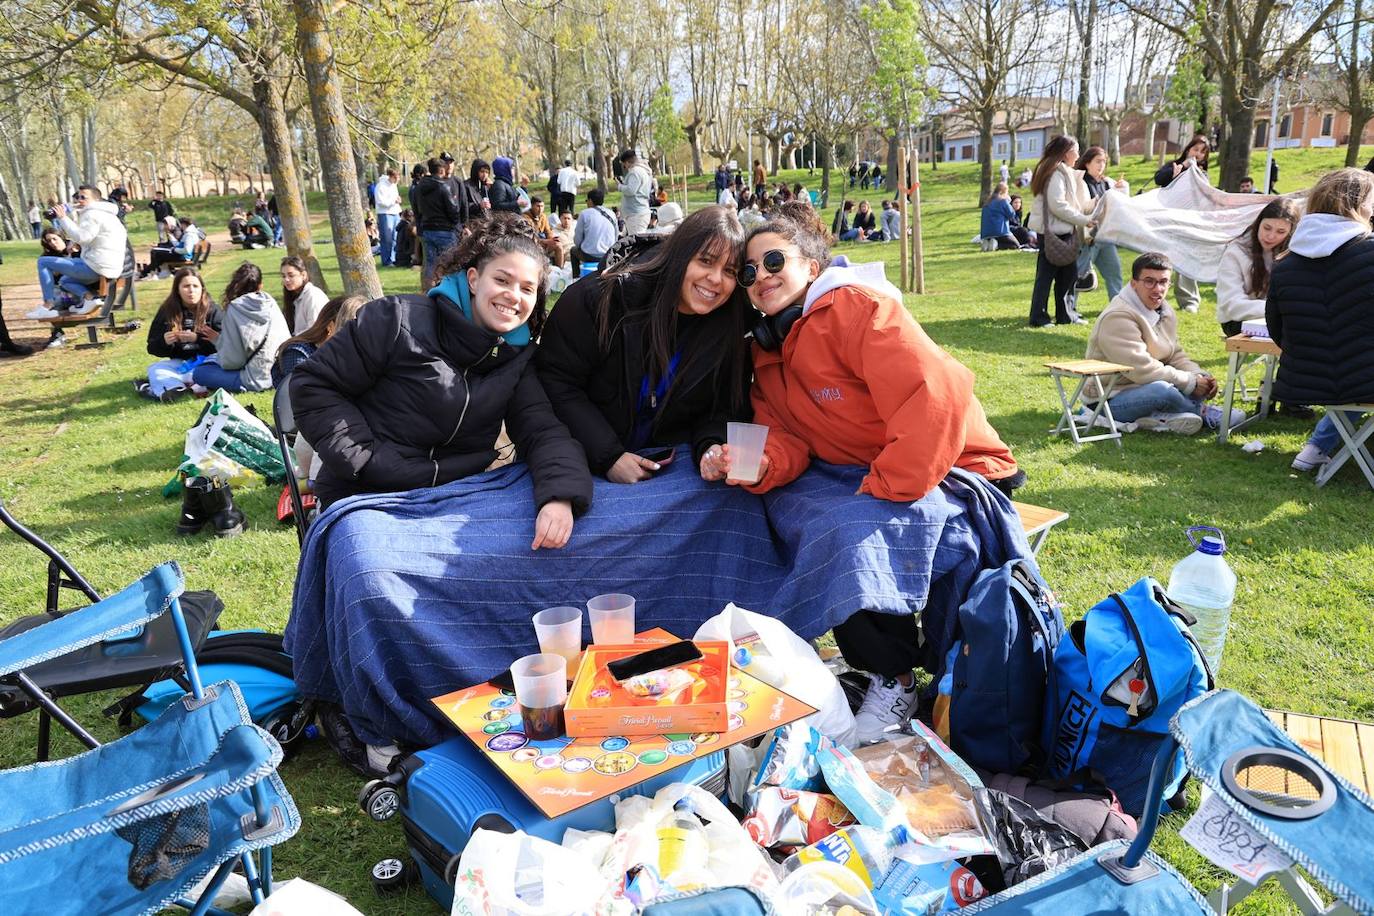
[677,239,738,316]
[744,233,819,316]
[177,273,203,307]
[1257,217,1292,252]
[467,251,541,335]
[1131,267,1171,309]
[281,264,307,293]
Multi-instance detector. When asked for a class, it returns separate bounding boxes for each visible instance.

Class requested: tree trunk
[686,123,704,176]
[977,107,995,205]
[885,133,900,191]
[1075,0,1095,141]
[588,115,607,192]
[1141,117,1157,161]
[819,140,832,208]
[3,133,31,214]
[769,135,781,174]
[294,0,381,299]
[58,113,81,196]
[1106,118,1120,165]
[1216,78,1255,191]
[251,76,324,288]
[82,111,98,185]
[1347,112,1371,166]
[0,168,20,239]
[1007,126,1018,168]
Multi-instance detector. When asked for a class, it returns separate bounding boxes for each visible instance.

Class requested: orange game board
[429,629,816,818]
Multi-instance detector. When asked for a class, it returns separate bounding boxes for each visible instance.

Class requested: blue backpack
[933,559,1066,775]
[1044,577,1213,816]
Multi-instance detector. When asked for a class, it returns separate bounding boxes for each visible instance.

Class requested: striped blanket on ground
[284,458,1032,745]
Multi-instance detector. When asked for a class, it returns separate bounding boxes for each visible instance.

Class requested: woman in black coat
[139,266,222,402]
[1266,167,1374,473]
[291,214,592,548]
[536,205,753,483]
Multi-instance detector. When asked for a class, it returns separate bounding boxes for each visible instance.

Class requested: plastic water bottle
[1167,526,1237,674]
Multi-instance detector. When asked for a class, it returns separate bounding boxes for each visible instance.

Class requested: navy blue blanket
[285,459,1032,745]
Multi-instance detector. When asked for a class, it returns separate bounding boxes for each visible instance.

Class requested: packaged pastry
[742,786,856,848]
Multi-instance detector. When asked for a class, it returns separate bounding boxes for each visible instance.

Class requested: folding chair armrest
[0,563,183,679]
[1121,737,1182,869]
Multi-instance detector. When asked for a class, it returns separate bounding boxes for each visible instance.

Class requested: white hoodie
[802,255,905,315]
[59,200,128,278]
[1286,212,1369,259]
[1214,239,1272,325]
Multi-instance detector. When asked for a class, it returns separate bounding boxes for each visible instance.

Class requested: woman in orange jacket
[706,205,1024,741]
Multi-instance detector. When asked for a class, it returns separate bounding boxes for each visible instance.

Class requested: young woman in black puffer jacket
[290,214,592,548]
[1266,167,1374,473]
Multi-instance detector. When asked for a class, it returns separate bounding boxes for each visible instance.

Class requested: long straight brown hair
[1031,135,1079,198]
[157,267,215,327]
[276,295,367,359]
[1239,198,1300,297]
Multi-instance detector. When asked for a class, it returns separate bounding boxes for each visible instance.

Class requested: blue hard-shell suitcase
[388,736,727,910]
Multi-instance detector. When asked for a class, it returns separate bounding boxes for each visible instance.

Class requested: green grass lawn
[1,149,1370,913]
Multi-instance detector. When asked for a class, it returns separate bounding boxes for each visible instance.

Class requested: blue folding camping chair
[964,689,1373,915]
[0,560,300,915]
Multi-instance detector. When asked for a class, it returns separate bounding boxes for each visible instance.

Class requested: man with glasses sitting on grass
[1085,251,1244,434]
[27,185,128,320]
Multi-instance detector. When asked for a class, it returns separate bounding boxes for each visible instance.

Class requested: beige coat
[1032,164,1095,239]
[1086,286,1202,394]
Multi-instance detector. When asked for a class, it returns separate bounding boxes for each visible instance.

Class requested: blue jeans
[272,216,283,244]
[1076,240,1124,299]
[421,229,457,286]
[36,256,100,304]
[191,361,246,393]
[1309,411,1369,455]
[377,212,399,266]
[30,222,41,239]
[839,228,861,241]
[1105,380,1203,423]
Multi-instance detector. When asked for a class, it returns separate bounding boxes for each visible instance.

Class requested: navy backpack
[932,559,1066,775]
[1043,577,1213,816]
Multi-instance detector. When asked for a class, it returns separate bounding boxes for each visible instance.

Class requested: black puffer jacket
[146,301,223,359]
[535,271,753,477]
[290,292,593,510]
[1267,235,1374,405]
[412,175,461,233]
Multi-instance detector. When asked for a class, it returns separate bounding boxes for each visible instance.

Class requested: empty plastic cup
[587,593,636,644]
[533,605,583,676]
[510,653,568,740]
[727,422,769,483]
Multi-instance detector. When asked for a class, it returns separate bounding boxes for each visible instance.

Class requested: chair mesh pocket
[115,804,211,890]
[1094,723,1171,815]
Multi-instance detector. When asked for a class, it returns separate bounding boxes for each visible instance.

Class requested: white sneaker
[1202,404,1246,430]
[365,742,402,777]
[853,672,918,744]
[1182,304,1199,313]
[1077,410,1136,434]
[25,306,60,320]
[1291,443,1332,472]
[1135,412,1203,435]
[69,299,101,316]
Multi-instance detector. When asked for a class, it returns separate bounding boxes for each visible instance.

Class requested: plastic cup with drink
[532,605,583,677]
[587,593,636,644]
[510,652,568,740]
[726,422,769,484]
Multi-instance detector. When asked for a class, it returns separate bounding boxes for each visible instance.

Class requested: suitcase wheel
[443,852,464,888]
[359,779,401,821]
[371,857,416,894]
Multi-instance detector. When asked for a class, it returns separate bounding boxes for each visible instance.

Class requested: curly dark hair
[431,213,550,337]
[745,200,834,270]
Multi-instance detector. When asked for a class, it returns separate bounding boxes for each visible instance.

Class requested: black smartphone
[606,640,703,683]
[640,446,676,468]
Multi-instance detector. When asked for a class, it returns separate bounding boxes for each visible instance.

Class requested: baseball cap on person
[439,151,455,163]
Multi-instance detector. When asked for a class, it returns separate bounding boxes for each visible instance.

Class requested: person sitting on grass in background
[140,267,222,402]
[536,205,753,484]
[228,207,247,245]
[1085,252,1243,435]
[1238,176,1259,194]
[980,182,1021,251]
[395,208,416,269]
[29,185,127,320]
[141,216,202,279]
[272,295,368,490]
[190,262,290,394]
[832,199,855,238]
[1266,167,1374,474]
[571,187,617,275]
[525,196,564,267]
[242,209,273,249]
[845,199,878,241]
[280,255,328,335]
[550,210,576,266]
[714,204,1023,743]
[1008,194,1037,248]
[880,200,900,241]
[290,213,593,540]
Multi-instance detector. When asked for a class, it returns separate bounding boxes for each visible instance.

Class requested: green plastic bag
[173,389,286,488]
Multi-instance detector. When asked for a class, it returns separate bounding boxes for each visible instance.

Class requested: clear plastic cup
[533,605,583,676]
[587,593,636,644]
[510,652,568,740]
[727,422,769,483]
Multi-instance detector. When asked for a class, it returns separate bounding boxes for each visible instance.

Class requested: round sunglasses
[739,249,795,288]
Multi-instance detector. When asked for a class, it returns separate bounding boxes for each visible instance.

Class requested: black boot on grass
[176,477,212,535]
[202,479,246,538]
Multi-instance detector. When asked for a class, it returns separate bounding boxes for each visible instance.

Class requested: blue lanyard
[631,351,682,448]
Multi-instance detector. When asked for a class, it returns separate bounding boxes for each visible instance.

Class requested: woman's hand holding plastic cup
[718,443,771,486]
[700,444,728,481]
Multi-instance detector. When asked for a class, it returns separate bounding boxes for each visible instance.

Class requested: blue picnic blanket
[284,457,1033,745]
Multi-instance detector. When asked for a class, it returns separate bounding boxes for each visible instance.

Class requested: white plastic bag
[547,264,573,294]
[248,878,364,916]
[451,828,606,916]
[694,603,856,746]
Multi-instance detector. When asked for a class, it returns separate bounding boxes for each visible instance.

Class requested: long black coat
[535,271,752,477]
[291,292,593,510]
[1267,236,1374,406]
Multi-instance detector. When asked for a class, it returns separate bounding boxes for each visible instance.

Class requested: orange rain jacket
[745,276,1018,502]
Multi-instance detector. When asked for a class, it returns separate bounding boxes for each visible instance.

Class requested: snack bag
[872,857,988,914]
[741,787,855,848]
[752,722,831,794]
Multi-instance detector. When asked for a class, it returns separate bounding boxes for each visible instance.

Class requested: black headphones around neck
[752,305,803,351]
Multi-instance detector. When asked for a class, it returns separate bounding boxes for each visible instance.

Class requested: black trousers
[1029,242,1079,325]
[833,610,922,678]
[1220,320,1243,337]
